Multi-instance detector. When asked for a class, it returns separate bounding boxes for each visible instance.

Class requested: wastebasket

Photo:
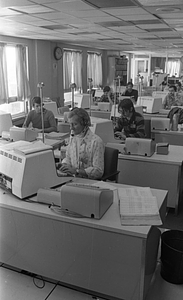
[160,230,183,284]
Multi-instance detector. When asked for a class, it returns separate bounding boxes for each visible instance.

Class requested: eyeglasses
[118,108,129,114]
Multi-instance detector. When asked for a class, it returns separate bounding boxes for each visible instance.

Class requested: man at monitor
[162,85,183,109]
[23,96,57,133]
[57,108,104,179]
[122,82,138,103]
[114,98,145,141]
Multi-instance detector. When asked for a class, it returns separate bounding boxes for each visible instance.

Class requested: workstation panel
[0,180,167,300]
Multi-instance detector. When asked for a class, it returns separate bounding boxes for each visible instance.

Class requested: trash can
[160,230,183,284]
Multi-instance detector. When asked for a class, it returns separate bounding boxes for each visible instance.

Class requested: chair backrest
[101,146,119,182]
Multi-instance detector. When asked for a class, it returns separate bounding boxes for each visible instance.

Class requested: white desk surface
[119,145,183,166]
[152,129,183,136]
[0,178,167,239]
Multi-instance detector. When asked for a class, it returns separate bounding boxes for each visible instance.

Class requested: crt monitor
[90,117,121,144]
[0,111,13,136]
[74,94,93,109]
[10,127,38,142]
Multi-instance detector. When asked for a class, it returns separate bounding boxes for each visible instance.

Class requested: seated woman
[58,108,105,179]
[114,98,145,141]
[23,96,57,133]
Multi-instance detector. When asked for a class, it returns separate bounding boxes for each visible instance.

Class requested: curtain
[166,60,181,77]
[63,51,72,89]
[15,45,31,101]
[0,43,8,103]
[72,51,82,89]
[87,53,102,87]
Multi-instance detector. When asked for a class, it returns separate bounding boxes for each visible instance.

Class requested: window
[63,49,82,91]
[87,52,102,88]
[0,43,30,118]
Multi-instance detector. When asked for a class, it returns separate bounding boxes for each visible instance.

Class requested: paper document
[12,140,52,155]
[118,187,162,226]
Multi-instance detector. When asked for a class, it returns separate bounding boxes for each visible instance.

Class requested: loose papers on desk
[118,187,162,226]
[1,140,52,155]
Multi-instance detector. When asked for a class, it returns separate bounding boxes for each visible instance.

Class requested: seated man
[98,86,115,105]
[122,82,138,103]
[57,107,105,179]
[23,96,57,133]
[162,85,183,109]
[114,98,145,141]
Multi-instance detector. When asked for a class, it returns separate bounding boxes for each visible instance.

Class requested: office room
[0,0,183,299]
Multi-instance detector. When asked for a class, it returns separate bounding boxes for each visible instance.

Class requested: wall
[1,35,108,106]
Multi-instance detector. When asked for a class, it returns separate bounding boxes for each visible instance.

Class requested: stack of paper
[45,132,69,140]
[118,187,162,226]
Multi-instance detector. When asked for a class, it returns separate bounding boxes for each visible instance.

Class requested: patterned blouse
[62,128,105,179]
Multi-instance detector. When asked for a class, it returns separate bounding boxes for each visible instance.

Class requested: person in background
[175,82,183,95]
[23,96,57,133]
[161,76,168,91]
[162,85,183,109]
[114,98,145,141]
[122,82,138,103]
[57,108,105,179]
[99,85,115,105]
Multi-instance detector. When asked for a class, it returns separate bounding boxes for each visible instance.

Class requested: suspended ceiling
[1,0,183,57]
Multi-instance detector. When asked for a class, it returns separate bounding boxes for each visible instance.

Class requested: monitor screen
[0,111,13,136]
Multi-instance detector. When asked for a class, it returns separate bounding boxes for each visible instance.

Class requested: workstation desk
[143,113,168,138]
[151,129,183,146]
[118,145,183,214]
[0,179,167,300]
[90,109,111,119]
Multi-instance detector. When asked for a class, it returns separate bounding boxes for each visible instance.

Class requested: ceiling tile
[10,5,53,13]
[45,1,95,11]
[137,24,170,29]
[83,16,119,22]
[0,8,21,16]
[157,12,183,19]
[137,0,183,6]
[84,0,138,8]
[101,7,149,15]
[119,14,158,21]
[0,0,32,8]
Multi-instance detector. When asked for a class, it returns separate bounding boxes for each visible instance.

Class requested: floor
[0,260,183,300]
[0,203,183,300]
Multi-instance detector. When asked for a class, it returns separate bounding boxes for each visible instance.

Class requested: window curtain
[166,60,181,77]
[87,53,102,87]
[63,51,72,89]
[15,44,31,101]
[72,51,82,89]
[0,43,8,103]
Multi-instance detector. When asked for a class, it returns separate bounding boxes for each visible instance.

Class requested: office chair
[101,146,120,182]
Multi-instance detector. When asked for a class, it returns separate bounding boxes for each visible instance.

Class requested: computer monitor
[90,117,121,144]
[10,127,38,142]
[0,111,13,136]
[43,101,58,116]
[136,97,162,113]
[95,90,103,98]
[74,94,93,109]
